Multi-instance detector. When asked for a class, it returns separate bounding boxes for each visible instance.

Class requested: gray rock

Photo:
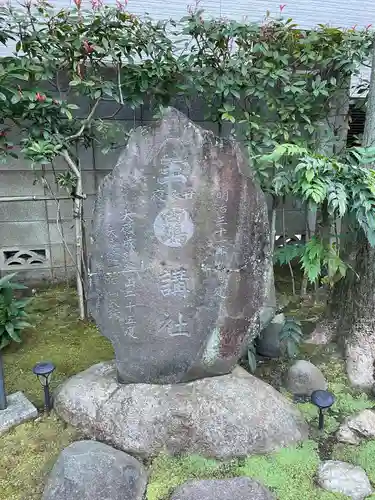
[87,107,271,384]
[285,360,327,396]
[54,362,308,460]
[0,392,37,435]
[258,265,277,331]
[337,423,361,445]
[338,409,375,444]
[170,478,275,500]
[347,409,375,438]
[255,313,285,358]
[347,337,375,390]
[305,320,334,345]
[318,460,372,499]
[42,440,147,500]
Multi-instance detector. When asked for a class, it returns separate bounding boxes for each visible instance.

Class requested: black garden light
[32,362,55,412]
[311,389,335,430]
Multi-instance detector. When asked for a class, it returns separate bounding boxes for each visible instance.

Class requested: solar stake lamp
[32,362,55,412]
[311,389,335,430]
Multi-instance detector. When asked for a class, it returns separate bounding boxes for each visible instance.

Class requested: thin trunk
[301,203,317,297]
[270,198,277,256]
[62,150,86,320]
[282,206,296,296]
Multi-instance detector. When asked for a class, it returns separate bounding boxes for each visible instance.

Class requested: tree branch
[66,98,101,142]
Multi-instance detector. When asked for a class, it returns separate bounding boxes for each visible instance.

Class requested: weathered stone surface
[54,362,308,460]
[317,460,372,499]
[0,392,37,435]
[337,424,361,445]
[258,266,277,331]
[170,478,275,500]
[305,320,334,345]
[255,313,285,358]
[347,337,375,391]
[88,107,270,384]
[285,360,327,396]
[338,409,375,444]
[42,440,147,500]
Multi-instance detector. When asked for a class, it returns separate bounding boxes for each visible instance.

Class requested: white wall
[59,0,375,28]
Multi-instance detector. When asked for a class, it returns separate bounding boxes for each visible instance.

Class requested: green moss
[234,441,345,500]
[147,454,225,500]
[0,286,113,499]
[0,414,79,500]
[3,286,114,407]
[332,441,375,484]
[147,442,346,500]
[297,402,340,436]
[330,387,374,417]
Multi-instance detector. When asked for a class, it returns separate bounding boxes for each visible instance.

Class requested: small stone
[285,360,327,396]
[305,320,334,345]
[42,440,147,500]
[337,423,361,445]
[347,409,375,438]
[318,460,372,499]
[255,313,285,358]
[170,478,275,500]
[54,362,308,460]
[0,392,37,435]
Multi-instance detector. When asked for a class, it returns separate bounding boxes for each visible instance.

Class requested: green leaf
[305,169,314,182]
[5,322,21,342]
[0,336,10,350]
[13,321,31,329]
[0,273,18,288]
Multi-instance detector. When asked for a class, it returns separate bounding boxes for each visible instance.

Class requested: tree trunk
[62,150,86,321]
[330,40,375,390]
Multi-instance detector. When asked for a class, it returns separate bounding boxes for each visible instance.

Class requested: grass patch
[147,442,346,500]
[0,414,79,500]
[234,441,345,500]
[147,454,226,500]
[1,285,113,500]
[3,285,114,407]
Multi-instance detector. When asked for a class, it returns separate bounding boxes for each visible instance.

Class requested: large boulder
[170,478,275,500]
[317,460,372,499]
[285,360,327,396]
[54,362,308,460]
[42,440,147,500]
[88,107,271,384]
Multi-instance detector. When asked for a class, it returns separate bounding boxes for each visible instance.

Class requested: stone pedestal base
[54,362,308,460]
[0,391,38,435]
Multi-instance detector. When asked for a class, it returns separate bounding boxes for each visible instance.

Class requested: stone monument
[88,108,271,384]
